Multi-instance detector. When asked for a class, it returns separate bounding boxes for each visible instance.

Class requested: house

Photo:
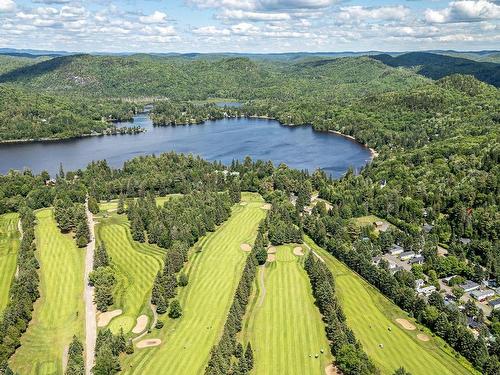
[409,255,425,265]
[400,251,416,261]
[388,244,404,256]
[489,299,500,310]
[418,286,436,296]
[423,223,433,233]
[45,178,56,186]
[460,280,480,293]
[471,289,495,302]
[467,317,482,330]
[415,279,425,289]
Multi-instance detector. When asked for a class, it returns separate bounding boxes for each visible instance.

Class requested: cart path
[84,199,97,374]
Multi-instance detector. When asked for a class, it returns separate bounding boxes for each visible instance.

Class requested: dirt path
[257,265,266,307]
[84,199,97,375]
[62,345,69,374]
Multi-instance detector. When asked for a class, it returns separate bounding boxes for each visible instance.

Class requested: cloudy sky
[0,0,498,53]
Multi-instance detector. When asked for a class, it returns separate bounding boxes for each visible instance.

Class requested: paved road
[84,200,97,375]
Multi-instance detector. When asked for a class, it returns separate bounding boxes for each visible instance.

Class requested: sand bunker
[396,318,416,331]
[261,203,271,210]
[97,309,122,327]
[136,339,161,348]
[325,365,340,375]
[293,246,304,256]
[267,254,276,262]
[417,333,430,341]
[240,243,252,252]
[132,315,148,334]
[267,247,277,254]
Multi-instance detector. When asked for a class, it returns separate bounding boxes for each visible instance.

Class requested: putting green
[10,209,85,375]
[243,244,333,375]
[120,192,266,374]
[305,236,478,375]
[95,214,164,333]
[0,213,20,314]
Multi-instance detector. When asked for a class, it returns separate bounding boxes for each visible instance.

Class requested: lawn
[242,244,333,375]
[95,214,164,334]
[305,236,478,375]
[0,213,20,314]
[98,194,182,213]
[351,214,391,235]
[10,209,85,375]
[120,192,266,375]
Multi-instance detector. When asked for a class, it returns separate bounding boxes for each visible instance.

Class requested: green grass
[242,244,333,375]
[120,192,266,374]
[98,194,182,213]
[305,236,478,375]
[351,215,391,236]
[10,209,85,375]
[0,213,20,314]
[95,214,164,334]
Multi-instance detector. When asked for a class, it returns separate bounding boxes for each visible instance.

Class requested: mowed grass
[243,245,333,375]
[121,192,266,375]
[305,236,478,375]
[0,213,20,314]
[98,194,182,213]
[10,209,85,375]
[95,214,164,333]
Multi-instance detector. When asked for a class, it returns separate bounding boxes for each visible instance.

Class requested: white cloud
[425,1,500,23]
[192,25,231,35]
[188,0,335,11]
[339,5,410,22]
[139,10,167,24]
[0,0,15,12]
[220,9,291,20]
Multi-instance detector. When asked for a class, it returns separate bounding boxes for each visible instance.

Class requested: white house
[471,289,495,302]
[388,244,404,256]
[400,251,416,261]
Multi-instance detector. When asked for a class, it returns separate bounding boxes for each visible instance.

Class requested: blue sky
[0,0,498,53]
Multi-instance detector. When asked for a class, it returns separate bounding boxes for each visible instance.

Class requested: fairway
[305,236,477,375]
[0,213,20,314]
[10,209,85,375]
[98,194,182,213]
[243,245,332,375]
[121,192,266,375]
[95,214,164,333]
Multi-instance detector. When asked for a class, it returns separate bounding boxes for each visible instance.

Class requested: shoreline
[328,130,379,160]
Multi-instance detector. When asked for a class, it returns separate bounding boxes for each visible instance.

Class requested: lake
[0,114,372,177]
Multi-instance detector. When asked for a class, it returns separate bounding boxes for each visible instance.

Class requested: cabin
[400,251,416,261]
[460,238,471,245]
[409,255,425,265]
[460,280,481,293]
[489,299,500,310]
[471,289,495,302]
[418,285,436,296]
[388,244,404,256]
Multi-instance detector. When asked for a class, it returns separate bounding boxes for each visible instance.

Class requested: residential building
[400,251,416,261]
[471,289,495,302]
[388,244,404,256]
[460,280,480,293]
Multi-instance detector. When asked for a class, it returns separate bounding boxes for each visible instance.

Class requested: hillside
[372,52,500,87]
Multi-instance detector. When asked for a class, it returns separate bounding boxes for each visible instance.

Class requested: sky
[0,0,498,53]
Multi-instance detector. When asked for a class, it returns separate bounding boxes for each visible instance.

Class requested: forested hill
[0,54,428,100]
[372,52,500,87]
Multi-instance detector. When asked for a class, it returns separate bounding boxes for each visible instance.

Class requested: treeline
[266,193,302,245]
[205,219,267,374]
[305,254,378,375]
[151,102,242,126]
[0,84,136,141]
[0,208,39,366]
[54,197,90,247]
[89,243,115,311]
[92,329,132,375]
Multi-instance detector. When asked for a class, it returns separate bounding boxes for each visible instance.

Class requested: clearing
[304,236,478,375]
[94,213,164,334]
[0,213,20,313]
[242,244,332,375]
[10,209,85,375]
[120,192,266,375]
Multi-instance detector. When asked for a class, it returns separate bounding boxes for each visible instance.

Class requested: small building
[460,280,480,293]
[418,285,436,296]
[388,244,404,256]
[400,251,416,261]
[415,279,425,289]
[489,299,500,310]
[423,223,433,233]
[471,289,495,302]
[409,255,425,265]
[467,317,482,330]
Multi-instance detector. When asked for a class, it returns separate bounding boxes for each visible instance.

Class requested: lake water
[0,114,371,177]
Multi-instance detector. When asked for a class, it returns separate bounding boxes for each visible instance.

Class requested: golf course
[10,209,85,375]
[304,236,478,375]
[94,213,164,333]
[120,192,266,374]
[242,244,333,375]
[0,213,20,314]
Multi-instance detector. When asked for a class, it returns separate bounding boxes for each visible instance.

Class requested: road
[84,199,97,374]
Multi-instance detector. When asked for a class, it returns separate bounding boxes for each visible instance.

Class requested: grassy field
[351,214,391,235]
[305,236,478,375]
[95,213,165,334]
[98,194,182,213]
[10,209,85,375]
[120,192,266,374]
[0,213,20,314]
[242,244,333,375]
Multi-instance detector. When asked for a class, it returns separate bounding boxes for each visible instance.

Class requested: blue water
[0,114,371,177]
